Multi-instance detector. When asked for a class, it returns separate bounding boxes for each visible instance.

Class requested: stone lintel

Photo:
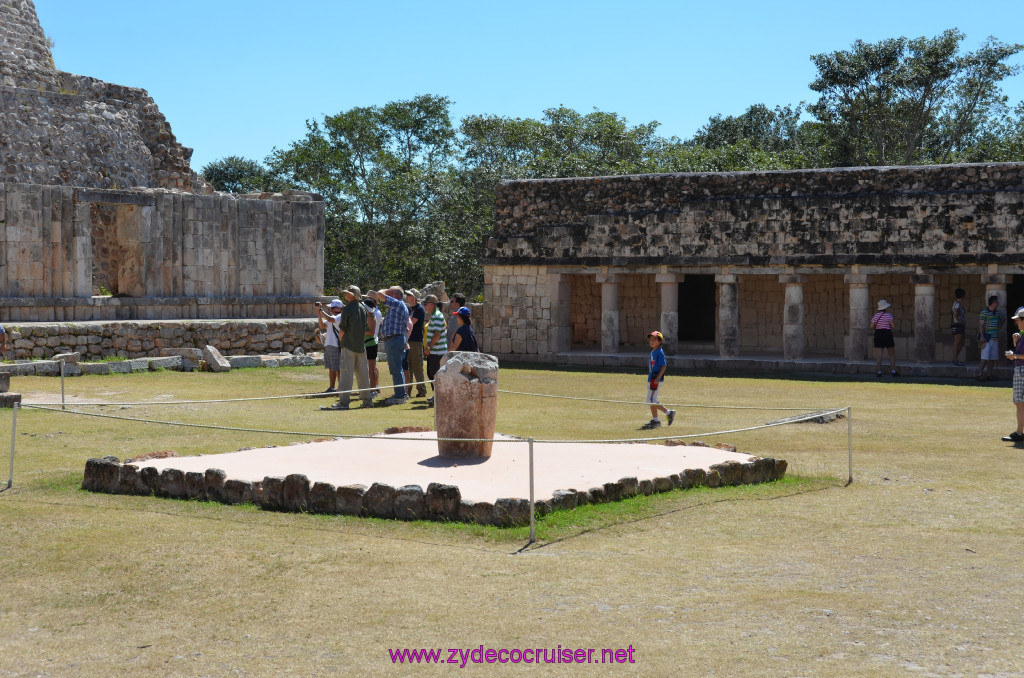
[595,273,621,284]
[654,273,680,284]
[844,273,869,285]
[778,274,803,285]
[74,189,158,206]
[715,275,738,284]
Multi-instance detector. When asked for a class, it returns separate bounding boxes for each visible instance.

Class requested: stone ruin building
[480,162,1024,375]
[0,0,325,326]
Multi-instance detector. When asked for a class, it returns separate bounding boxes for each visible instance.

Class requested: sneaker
[666,410,676,426]
[323,387,337,393]
[953,361,965,367]
[891,371,898,377]
[1001,432,1024,442]
[321,402,348,411]
[876,372,882,378]
[645,419,662,428]
[384,396,408,406]
[426,397,434,407]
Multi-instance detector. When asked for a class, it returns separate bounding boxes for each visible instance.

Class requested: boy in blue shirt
[644,331,675,428]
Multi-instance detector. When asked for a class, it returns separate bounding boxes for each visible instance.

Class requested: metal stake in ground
[6,402,17,490]
[529,437,535,544]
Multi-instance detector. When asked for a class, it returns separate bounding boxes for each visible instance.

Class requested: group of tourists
[871,289,1024,445]
[869,289,1017,380]
[316,285,477,410]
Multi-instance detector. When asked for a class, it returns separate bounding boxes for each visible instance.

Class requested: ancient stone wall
[486,163,1024,267]
[0,0,202,191]
[0,183,326,320]
[569,275,599,347]
[2,319,320,361]
[0,0,57,90]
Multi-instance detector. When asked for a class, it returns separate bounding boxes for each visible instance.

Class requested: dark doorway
[678,275,716,341]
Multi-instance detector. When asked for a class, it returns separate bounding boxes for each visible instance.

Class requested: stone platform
[82,432,787,526]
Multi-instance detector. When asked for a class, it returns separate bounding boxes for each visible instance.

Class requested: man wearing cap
[325,285,373,410]
[316,299,344,393]
[422,294,447,406]
[372,286,411,404]
[405,289,427,398]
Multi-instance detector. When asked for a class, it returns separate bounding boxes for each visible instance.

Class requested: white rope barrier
[31,380,836,413]
[20,403,848,446]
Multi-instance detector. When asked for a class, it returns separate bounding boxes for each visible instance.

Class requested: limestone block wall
[737,276,784,353]
[0,183,326,321]
[479,265,551,357]
[569,275,599,347]
[0,0,58,90]
[618,274,658,349]
[3,319,320,361]
[486,163,1024,268]
[802,275,846,355]
[0,0,202,191]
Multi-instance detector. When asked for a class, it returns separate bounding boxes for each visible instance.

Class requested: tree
[269,94,457,291]
[200,156,287,193]
[808,29,1023,166]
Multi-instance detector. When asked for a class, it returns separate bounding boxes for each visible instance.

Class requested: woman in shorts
[870,299,897,377]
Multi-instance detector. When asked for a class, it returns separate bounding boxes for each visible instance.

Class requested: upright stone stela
[433,352,498,458]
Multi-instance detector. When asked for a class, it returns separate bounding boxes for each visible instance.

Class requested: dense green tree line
[202,30,1024,296]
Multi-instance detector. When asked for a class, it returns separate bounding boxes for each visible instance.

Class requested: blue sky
[34,0,1024,171]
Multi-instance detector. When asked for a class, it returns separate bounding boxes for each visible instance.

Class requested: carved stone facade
[480,163,1024,373]
[0,1,326,322]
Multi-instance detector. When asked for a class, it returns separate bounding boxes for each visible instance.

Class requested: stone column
[549,273,572,354]
[656,272,680,355]
[845,273,870,361]
[716,274,739,358]
[912,274,936,363]
[780,274,804,360]
[984,275,1009,352]
[596,273,620,354]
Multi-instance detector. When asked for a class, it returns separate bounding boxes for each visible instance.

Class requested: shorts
[981,339,1001,361]
[645,382,661,405]
[951,323,965,335]
[365,343,378,361]
[873,329,895,349]
[324,345,340,371]
[1015,366,1024,403]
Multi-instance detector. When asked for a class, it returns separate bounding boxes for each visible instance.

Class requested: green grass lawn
[1,365,1021,676]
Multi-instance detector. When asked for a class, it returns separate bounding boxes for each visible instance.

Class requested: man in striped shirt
[978,295,1004,381]
[423,294,447,407]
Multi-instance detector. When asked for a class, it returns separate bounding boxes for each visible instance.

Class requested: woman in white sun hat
[870,299,897,378]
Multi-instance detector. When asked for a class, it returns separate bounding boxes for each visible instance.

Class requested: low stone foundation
[0,318,320,362]
[81,449,788,526]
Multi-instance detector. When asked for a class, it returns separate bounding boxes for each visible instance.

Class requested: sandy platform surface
[135,432,759,503]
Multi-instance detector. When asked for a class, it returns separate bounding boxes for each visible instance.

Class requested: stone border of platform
[81,453,788,526]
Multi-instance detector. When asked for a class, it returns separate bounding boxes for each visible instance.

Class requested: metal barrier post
[60,359,65,411]
[847,406,853,485]
[528,437,535,544]
[7,402,17,489]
